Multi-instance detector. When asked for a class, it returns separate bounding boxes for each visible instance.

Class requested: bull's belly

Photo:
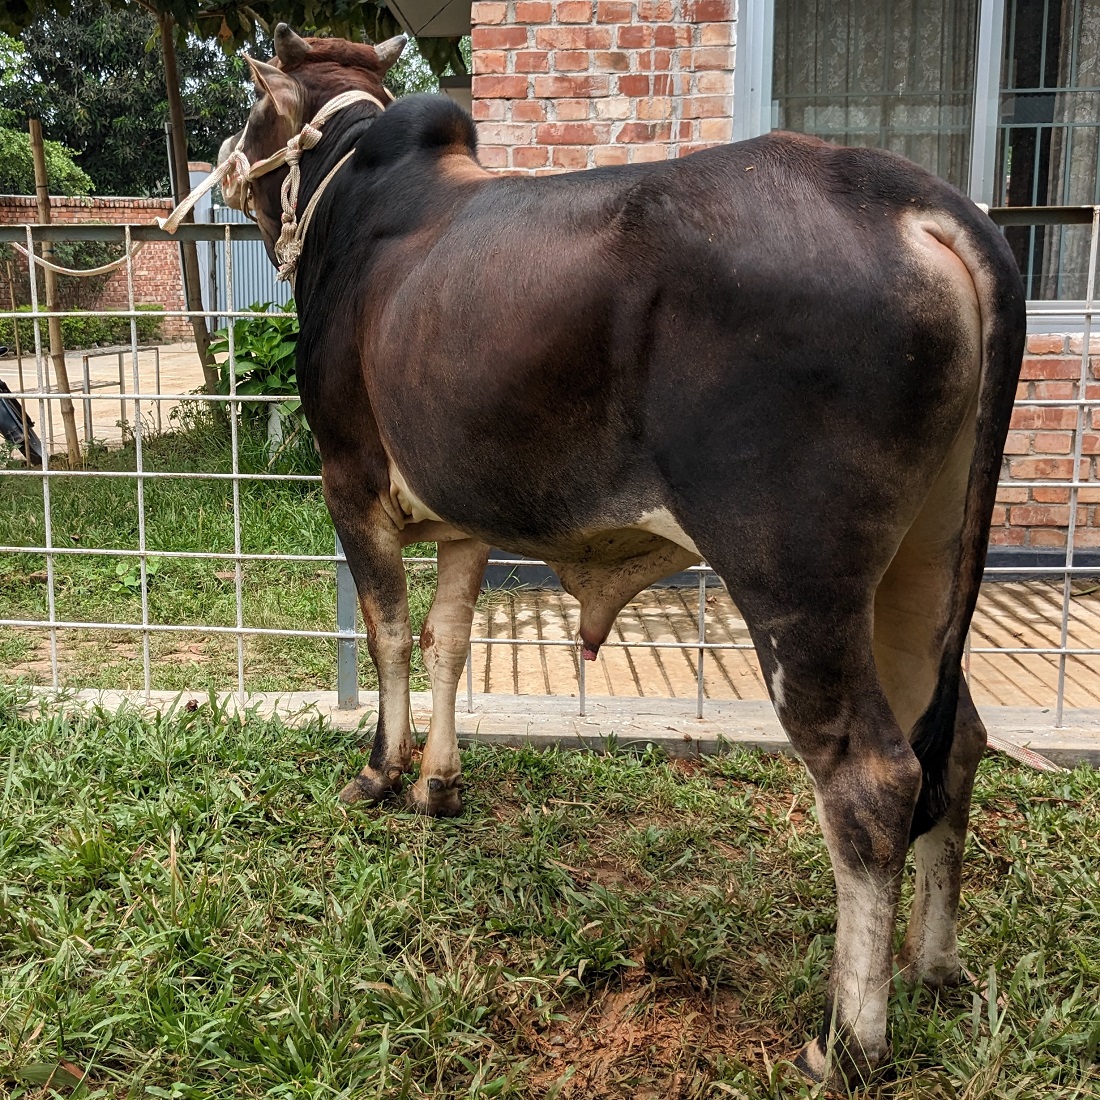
[384,454,700,562]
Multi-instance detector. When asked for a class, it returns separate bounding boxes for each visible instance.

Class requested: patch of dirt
[548,856,644,891]
[669,758,707,778]
[517,973,786,1099]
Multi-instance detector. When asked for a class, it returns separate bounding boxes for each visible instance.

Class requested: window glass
[998,0,1100,298]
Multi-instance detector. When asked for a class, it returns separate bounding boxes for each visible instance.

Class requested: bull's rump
[354,132,1000,562]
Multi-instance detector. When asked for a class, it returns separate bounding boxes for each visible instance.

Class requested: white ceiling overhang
[386,0,472,38]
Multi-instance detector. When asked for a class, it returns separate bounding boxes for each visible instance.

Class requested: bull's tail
[908,211,1026,840]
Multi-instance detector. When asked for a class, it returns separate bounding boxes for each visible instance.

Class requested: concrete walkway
[1,341,207,452]
[36,689,1100,767]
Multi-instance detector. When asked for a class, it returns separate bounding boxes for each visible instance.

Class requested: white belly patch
[632,507,701,556]
[384,461,443,528]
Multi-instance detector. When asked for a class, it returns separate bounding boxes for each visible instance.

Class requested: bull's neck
[252,101,381,262]
[295,102,381,206]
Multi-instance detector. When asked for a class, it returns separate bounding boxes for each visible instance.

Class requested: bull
[216,25,1025,1084]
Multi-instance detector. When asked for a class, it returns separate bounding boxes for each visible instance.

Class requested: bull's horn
[274,23,312,66]
[373,34,407,71]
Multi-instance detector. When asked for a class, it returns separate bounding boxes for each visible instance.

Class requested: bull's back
[363,134,999,548]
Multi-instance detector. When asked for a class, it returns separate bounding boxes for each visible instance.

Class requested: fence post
[335,534,359,709]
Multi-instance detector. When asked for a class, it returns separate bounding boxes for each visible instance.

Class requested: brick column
[991,334,1100,551]
[470,0,736,173]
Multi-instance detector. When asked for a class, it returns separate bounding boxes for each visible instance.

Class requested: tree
[0,6,253,197]
[0,1,462,397]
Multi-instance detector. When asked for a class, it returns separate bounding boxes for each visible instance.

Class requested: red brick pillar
[991,334,1100,551]
[470,0,735,173]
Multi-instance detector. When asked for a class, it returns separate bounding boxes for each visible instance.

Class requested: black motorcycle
[0,347,44,466]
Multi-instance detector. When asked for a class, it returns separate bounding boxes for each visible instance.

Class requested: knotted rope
[13,89,386,286]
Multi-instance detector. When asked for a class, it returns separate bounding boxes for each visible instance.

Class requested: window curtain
[773,0,978,192]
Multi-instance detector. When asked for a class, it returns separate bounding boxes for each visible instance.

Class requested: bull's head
[219,25,405,251]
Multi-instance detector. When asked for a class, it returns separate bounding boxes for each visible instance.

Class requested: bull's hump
[355,94,478,171]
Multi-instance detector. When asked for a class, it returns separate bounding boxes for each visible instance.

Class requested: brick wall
[993,333,1100,552]
[0,194,189,339]
[470,0,735,172]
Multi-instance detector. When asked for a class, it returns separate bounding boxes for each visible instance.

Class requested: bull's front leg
[324,486,414,805]
[406,537,490,817]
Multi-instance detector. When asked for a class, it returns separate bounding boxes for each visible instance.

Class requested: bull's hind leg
[324,484,414,805]
[772,634,920,1082]
[701,553,920,1083]
[898,681,984,986]
[873,454,986,988]
[407,537,490,817]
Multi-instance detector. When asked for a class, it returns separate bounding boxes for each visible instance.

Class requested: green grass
[0,685,1097,1098]
[0,417,441,693]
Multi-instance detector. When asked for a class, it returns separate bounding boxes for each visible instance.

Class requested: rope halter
[158,88,388,282]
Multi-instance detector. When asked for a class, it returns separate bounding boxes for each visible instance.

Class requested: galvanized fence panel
[0,212,1097,726]
[211,206,293,313]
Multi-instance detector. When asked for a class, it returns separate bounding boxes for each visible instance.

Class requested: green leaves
[0,2,253,198]
[209,300,313,464]
[209,299,300,398]
[111,555,160,594]
[0,126,92,196]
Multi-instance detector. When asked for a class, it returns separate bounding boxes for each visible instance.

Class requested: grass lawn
[0,420,440,694]
[0,685,1097,1098]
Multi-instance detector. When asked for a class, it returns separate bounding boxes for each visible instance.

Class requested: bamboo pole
[28,119,81,465]
[159,13,221,401]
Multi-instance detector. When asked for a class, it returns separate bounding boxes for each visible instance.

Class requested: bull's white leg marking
[407,538,489,816]
[801,789,899,1078]
[768,636,787,713]
[633,507,702,556]
[373,618,414,771]
[899,818,964,984]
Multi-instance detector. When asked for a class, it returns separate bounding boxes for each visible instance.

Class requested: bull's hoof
[895,951,965,990]
[794,1035,885,1089]
[338,767,404,805]
[405,775,464,817]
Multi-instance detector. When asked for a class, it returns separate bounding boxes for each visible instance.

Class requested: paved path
[1,342,206,452]
[44,689,1100,766]
[468,581,1100,711]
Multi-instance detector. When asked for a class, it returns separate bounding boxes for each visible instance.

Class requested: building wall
[0,194,190,339]
[994,334,1100,552]
[470,0,736,172]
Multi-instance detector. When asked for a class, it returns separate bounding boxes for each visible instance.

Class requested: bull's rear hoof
[794,1036,884,1090]
[406,776,464,817]
[338,767,404,805]
[794,1037,828,1083]
[894,952,966,990]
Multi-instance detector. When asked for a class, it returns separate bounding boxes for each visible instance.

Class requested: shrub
[210,299,305,414]
[0,303,164,349]
[0,126,93,196]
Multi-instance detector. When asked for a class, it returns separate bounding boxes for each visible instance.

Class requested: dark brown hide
[228,41,1025,1085]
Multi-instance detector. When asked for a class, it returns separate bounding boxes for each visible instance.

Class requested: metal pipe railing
[1,211,1097,724]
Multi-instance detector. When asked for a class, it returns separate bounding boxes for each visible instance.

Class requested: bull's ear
[245,55,304,121]
[273,24,311,66]
[372,34,407,73]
